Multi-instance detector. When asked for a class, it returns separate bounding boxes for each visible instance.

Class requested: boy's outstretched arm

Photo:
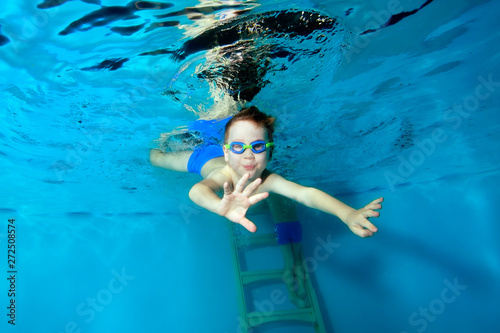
[188,178,225,215]
[265,174,383,237]
[189,174,268,232]
[341,197,383,237]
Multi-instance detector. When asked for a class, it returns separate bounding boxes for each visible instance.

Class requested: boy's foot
[290,292,309,308]
[282,269,309,308]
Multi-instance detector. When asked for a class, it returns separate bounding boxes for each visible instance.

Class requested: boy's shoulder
[261,171,303,197]
[202,161,231,184]
[201,157,228,179]
[260,169,285,191]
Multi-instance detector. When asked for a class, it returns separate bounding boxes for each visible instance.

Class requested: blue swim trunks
[187,145,224,175]
[274,221,303,245]
[186,116,232,175]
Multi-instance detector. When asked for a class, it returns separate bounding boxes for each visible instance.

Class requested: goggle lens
[225,141,273,154]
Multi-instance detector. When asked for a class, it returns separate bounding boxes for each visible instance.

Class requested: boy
[150,106,383,306]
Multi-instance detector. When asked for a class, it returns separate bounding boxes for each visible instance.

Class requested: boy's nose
[242,148,255,158]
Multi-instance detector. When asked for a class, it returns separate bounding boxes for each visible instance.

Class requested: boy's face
[223,120,270,181]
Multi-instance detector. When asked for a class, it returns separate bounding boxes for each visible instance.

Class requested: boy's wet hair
[224,106,275,143]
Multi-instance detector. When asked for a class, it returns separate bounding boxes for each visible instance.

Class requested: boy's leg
[280,243,295,285]
[150,149,193,172]
[280,243,308,308]
[291,242,307,299]
[268,194,309,307]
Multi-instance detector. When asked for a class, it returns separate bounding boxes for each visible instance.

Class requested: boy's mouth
[243,164,256,171]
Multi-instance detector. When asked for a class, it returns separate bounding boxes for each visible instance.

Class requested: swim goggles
[224,140,274,154]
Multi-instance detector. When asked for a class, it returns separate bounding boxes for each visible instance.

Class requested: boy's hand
[344,197,383,238]
[217,173,269,233]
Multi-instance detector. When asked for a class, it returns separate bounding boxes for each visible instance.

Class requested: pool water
[1,0,499,332]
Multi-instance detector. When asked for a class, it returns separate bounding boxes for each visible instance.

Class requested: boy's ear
[223,145,229,162]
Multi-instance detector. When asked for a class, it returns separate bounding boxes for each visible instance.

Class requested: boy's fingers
[365,198,383,210]
[352,224,375,237]
[366,203,382,210]
[242,178,262,196]
[360,218,378,233]
[223,182,232,195]
[364,209,380,218]
[367,197,384,206]
[234,173,250,193]
[239,217,257,233]
[358,228,375,237]
[249,191,269,205]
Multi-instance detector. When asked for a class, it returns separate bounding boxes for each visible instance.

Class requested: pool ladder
[228,229,327,332]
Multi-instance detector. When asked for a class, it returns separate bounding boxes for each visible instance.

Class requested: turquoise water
[1,0,499,332]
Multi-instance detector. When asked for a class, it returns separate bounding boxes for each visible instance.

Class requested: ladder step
[235,233,277,248]
[227,221,327,333]
[247,308,317,327]
[241,269,284,285]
